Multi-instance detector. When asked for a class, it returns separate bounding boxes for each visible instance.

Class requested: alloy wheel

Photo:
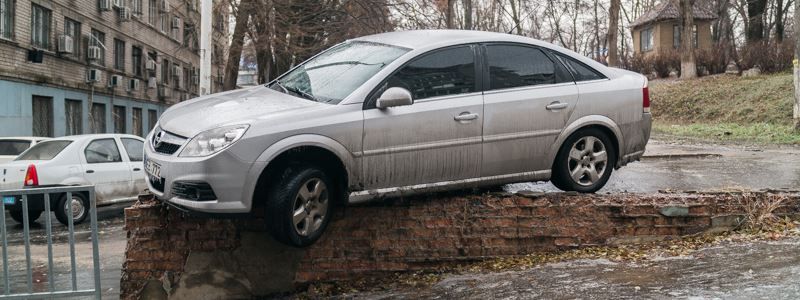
[291,178,329,237]
[567,136,608,186]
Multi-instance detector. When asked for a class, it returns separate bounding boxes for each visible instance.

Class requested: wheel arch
[246,135,356,214]
[548,115,624,170]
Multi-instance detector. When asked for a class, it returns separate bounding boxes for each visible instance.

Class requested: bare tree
[223,0,252,91]
[608,0,621,67]
[794,0,800,129]
[746,0,768,43]
[673,0,697,78]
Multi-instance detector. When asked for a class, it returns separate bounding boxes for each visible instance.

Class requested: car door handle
[86,170,95,174]
[546,101,570,111]
[133,168,141,171]
[454,112,479,121]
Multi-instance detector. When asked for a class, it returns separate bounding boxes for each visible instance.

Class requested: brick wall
[120,192,800,298]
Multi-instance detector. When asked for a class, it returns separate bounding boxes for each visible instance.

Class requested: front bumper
[144,142,265,214]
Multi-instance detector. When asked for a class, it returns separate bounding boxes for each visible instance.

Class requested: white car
[1,134,146,225]
[0,137,48,164]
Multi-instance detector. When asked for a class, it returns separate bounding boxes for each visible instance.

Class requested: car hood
[158,86,329,137]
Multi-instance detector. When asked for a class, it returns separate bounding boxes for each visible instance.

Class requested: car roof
[353,30,545,50]
[0,137,47,141]
[40,134,145,142]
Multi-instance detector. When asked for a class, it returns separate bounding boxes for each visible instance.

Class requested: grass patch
[653,122,800,145]
[651,73,794,125]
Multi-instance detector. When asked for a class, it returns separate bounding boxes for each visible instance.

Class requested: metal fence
[0,186,101,299]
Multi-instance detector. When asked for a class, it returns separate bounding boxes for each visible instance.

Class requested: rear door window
[16,141,72,160]
[0,140,32,156]
[486,45,567,90]
[85,139,123,164]
[121,138,144,162]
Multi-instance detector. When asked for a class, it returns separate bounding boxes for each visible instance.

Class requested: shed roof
[631,1,718,28]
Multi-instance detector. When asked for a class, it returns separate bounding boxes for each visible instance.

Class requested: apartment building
[0,0,228,137]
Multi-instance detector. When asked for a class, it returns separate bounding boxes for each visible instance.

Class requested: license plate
[2,196,15,205]
[145,159,162,179]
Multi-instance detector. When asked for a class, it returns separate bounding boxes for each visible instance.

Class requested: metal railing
[0,186,101,299]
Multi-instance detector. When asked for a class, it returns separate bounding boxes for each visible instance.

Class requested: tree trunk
[673,0,697,79]
[776,0,785,43]
[608,0,621,67]
[222,0,250,91]
[746,0,767,44]
[793,0,800,129]
[446,0,456,29]
[463,0,472,30]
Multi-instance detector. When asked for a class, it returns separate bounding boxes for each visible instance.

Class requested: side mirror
[376,87,413,109]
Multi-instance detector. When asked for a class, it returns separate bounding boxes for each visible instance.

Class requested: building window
[65,99,83,135]
[0,0,14,40]
[113,105,126,133]
[673,24,699,49]
[90,29,105,65]
[132,46,143,77]
[183,67,189,90]
[148,0,157,25]
[171,16,180,40]
[160,12,169,32]
[132,0,143,15]
[114,39,125,71]
[161,58,170,84]
[148,109,157,132]
[173,62,180,87]
[32,96,53,137]
[90,103,106,133]
[31,4,51,49]
[64,18,81,57]
[640,27,653,52]
[132,107,142,136]
[183,23,196,50]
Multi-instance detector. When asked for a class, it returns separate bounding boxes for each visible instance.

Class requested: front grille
[149,176,165,193]
[154,142,181,155]
[172,181,217,201]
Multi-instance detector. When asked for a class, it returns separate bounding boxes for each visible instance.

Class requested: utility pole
[199,0,213,96]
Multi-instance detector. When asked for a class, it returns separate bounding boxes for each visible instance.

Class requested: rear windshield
[0,140,32,156]
[16,141,72,161]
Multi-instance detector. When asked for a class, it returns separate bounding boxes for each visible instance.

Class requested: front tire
[266,164,334,247]
[551,128,616,193]
[55,193,89,225]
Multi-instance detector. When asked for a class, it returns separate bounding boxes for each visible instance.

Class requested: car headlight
[179,125,249,157]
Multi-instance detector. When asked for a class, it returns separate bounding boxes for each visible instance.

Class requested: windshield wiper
[275,80,318,102]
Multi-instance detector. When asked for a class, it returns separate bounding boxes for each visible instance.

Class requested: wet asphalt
[1,139,800,299]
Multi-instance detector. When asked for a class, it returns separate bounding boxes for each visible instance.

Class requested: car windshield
[16,141,72,161]
[270,41,409,104]
[0,140,32,156]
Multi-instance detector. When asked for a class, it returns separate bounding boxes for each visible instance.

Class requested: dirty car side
[144,30,651,215]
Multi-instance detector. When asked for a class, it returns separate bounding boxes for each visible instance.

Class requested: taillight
[24,164,38,186]
[642,84,651,113]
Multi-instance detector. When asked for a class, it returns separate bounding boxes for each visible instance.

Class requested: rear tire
[551,128,616,193]
[266,164,334,248]
[55,193,89,225]
[9,209,42,225]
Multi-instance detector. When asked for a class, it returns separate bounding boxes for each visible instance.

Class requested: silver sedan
[144,30,652,247]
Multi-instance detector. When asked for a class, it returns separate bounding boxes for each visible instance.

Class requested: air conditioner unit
[172,65,181,77]
[119,7,132,21]
[87,69,102,83]
[109,75,123,87]
[188,0,197,11]
[148,77,157,89]
[99,0,112,11]
[158,85,171,98]
[159,0,170,13]
[57,35,74,54]
[191,74,199,85]
[128,79,140,91]
[88,46,102,60]
[145,59,156,71]
[171,17,181,29]
[112,0,123,8]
